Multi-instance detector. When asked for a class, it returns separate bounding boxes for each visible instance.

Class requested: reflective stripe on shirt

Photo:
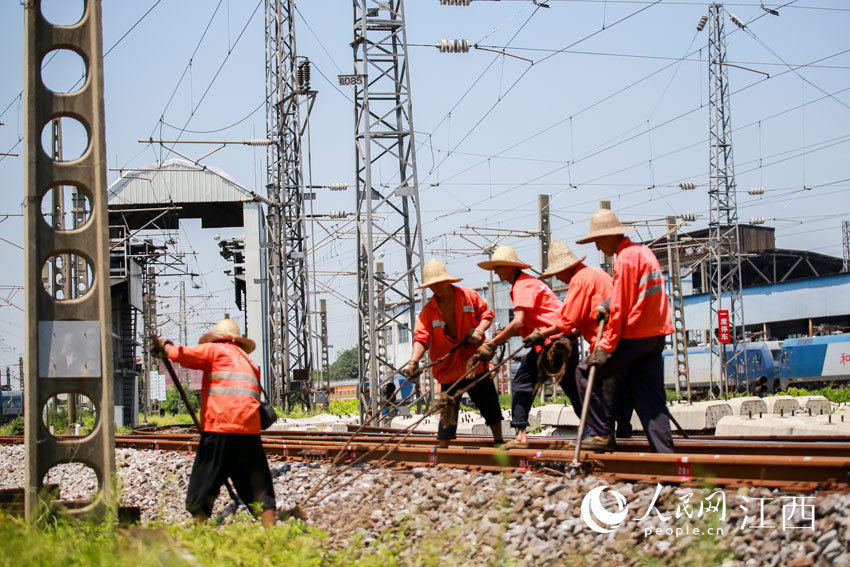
[637,284,664,301]
[432,320,445,328]
[210,371,260,385]
[638,270,663,287]
[208,387,261,400]
[463,305,474,313]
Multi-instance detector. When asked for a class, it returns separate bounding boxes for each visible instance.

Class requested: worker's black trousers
[510,348,539,430]
[576,335,674,453]
[512,342,583,430]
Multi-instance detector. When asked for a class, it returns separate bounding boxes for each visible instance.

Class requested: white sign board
[149,371,167,401]
[337,74,365,86]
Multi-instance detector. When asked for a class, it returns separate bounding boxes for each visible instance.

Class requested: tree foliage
[161,388,200,415]
[329,347,358,382]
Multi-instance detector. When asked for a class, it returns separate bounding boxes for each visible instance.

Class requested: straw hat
[575,208,635,244]
[540,240,586,279]
[419,258,463,289]
[199,318,256,353]
[477,245,532,270]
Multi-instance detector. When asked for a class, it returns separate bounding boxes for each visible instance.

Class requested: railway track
[3,429,848,492]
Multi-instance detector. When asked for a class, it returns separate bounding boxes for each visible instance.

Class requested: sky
[0,0,848,372]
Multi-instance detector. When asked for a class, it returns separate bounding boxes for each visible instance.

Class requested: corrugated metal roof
[108,158,254,206]
[683,272,850,329]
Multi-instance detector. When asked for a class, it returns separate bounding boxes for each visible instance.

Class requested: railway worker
[530,241,614,416]
[476,246,562,449]
[402,258,504,448]
[156,318,277,527]
[575,208,675,453]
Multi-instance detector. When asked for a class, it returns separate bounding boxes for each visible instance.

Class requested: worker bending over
[157,318,277,527]
[477,246,561,449]
[575,208,675,453]
[403,259,504,448]
[531,241,613,415]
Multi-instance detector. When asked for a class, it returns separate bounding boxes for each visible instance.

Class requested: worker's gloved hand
[464,328,485,346]
[153,337,173,355]
[523,330,547,348]
[401,360,419,378]
[595,301,610,324]
[476,341,497,363]
[589,347,610,367]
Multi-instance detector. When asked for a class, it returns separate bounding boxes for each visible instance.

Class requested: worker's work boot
[579,435,615,452]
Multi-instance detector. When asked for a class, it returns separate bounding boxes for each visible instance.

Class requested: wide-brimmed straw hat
[576,208,635,244]
[419,258,463,289]
[199,318,256,353]
[540,240,586,279]
[477,245,532,270]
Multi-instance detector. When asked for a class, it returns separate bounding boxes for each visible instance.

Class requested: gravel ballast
[1,445,847,566]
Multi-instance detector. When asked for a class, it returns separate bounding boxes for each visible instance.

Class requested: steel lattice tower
[706,3,748,395]
[265,0,312,407]
[353,0,428,419]
[842,220,849,273]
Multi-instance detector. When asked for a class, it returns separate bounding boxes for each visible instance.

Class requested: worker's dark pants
[559,338,583,413]
[577,335,674,453]
[510,348,539,430]
[437,372,503,441]
[614,380,634,438]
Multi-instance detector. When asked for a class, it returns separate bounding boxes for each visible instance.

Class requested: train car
[0,390,23,424]
[778,334,850,391]
[663,342,776,393]
[327,379,358,401]
[329,375,416,403]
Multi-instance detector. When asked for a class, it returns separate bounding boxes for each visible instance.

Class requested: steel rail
[3,435,846,491]
[112,432,850,458]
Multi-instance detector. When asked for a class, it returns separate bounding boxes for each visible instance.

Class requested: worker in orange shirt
[403,259,503,448]
[531,241,613,416]
[156,318,277,527]
[575,208,675,453]
[476,246,562,449]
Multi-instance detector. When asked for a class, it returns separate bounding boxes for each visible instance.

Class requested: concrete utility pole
[142,267,158,417]
[319,299,330,390]
[24,0,115,518]
[600,200,614,275]
[265,0,315,409]
[666,216,692,402]
[702,4,749,396]
[353,0,427,420]
[539,195,551,275]
[179,279,187,386]
[46,119,76,425]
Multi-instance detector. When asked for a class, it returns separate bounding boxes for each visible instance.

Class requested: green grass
[138,413,196,428]
[781,385,850,404]
[665,385,850,405]
[0,511,331,567]
[0,508,505,567]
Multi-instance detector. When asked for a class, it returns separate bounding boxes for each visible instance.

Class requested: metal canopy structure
[107,159,268,386]
[265,0,313,408]
[108,158,256,229]
[705,3,748,395]
[353,0,428,420]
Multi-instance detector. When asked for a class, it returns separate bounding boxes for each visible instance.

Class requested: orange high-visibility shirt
[555,264,613,352]
[599,237,674,353]
[510,272,562,341]
[168,341,262,434]
[413,285,494,384]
